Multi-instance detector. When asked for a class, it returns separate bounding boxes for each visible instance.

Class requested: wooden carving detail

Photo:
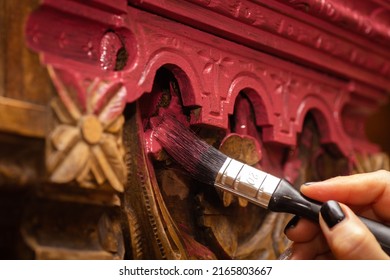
[185,0,390,79]
[25,2,388,158]
[147,28,350,153]
[19,0,389,261]
[20,198,125,259]
[198,132,290,259]
[278,0,390,45]
[47,67,127,192]
[123,103,189,260]
[132,0,390,88]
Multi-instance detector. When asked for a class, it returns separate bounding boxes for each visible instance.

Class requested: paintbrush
[152,114,390,255]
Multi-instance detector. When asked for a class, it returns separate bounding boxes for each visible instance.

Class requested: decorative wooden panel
[0,0,388,259]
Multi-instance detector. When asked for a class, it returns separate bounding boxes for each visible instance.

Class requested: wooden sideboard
[0,0,389,259]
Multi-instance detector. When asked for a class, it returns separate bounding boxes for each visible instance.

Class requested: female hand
[282,170,390,260]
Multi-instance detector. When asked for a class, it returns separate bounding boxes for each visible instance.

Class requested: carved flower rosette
[46,67,127,192]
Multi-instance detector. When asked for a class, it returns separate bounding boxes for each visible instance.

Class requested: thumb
[319,200,389,260]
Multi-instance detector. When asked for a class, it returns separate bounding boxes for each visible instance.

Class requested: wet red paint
[23,0,390,261]
[25,0,390,167]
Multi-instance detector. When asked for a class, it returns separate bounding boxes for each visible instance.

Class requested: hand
[283,170,390,260]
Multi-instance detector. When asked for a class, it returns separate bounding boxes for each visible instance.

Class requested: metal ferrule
[214,158,281,209]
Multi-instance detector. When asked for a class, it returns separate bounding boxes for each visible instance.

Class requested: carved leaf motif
[198,49,212,61]
[76,158,94,187]
[92,145,124,192]
[199,49,234,78]
[48,67,82,121]
[203,63,214,75]
[46,126,82,175]
[98,84,127,128]
[47,68,127,192]
[50,141,90,183]
[51,125,79,151]
[88,80,111,114]
[100,134,127,184]
[105,115,125,134]
[221,57,234,65]
[90,158,106,185]
[220,134,261,166]
[51,98,75,125]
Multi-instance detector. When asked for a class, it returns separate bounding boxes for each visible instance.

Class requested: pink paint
[99,32,124,71]
[277,0,390,46]
[143,82,191,156]
[23,0,390,261]
[144,128,163,156]
[25,0,389,165]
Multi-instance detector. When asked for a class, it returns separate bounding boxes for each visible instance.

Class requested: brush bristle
[152,114,228,185]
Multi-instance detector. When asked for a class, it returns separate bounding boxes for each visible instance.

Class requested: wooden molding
[0,96,48,138]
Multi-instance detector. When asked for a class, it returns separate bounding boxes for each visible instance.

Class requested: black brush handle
[359,216,390,255]
[268,179,390,255]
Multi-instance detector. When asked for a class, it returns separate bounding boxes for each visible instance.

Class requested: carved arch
[137,50,203,107]
[295,94,352,157]
[226,75,275,128]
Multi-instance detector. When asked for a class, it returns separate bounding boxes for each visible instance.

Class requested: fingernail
[284,215,300,234]
[278,245,293,260]
[320,200,345,228]
[303,182,317,186]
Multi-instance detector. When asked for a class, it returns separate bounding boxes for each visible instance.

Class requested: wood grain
[0,96,47,138]
[1,0,52,104]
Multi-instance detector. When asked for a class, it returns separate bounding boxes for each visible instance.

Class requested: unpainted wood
[1,0,52,104]
[0,96,47,138]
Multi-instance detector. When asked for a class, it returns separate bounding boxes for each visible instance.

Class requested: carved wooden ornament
[18,0,389,260]
[46,67,127,192]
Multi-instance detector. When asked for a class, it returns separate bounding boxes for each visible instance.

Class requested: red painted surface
[277,0,390,46]
[25,0,389,165]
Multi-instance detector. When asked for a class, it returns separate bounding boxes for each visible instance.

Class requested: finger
[319,201,389,260]
[289,235,330,260]
[284,216,321,243]
[301,170,390,204]
[301,170,390,220]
